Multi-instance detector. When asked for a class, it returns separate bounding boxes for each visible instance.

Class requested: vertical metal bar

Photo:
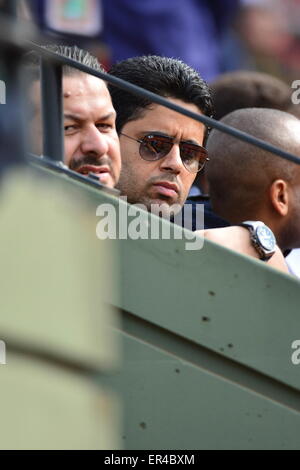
[0,3,21,179]
[41,59,63,162]
[0,45,25,177]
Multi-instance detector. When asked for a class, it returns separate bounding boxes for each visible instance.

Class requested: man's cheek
[63,137,74,166]
[113,146,122,181]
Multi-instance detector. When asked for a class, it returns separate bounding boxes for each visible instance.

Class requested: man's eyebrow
[64,113,83,122]
[96,111,117,121]
[63,111,116,121]
[144,131,200,146]
[180,138,202,146]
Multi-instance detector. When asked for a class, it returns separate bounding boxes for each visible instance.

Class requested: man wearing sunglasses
[109,55,212,218]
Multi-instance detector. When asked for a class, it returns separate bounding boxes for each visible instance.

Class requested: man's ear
[269,179,289,216]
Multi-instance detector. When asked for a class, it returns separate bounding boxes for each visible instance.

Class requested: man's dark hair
[210,71,293,121]
[108,55,213,133]
[24,44,104,80]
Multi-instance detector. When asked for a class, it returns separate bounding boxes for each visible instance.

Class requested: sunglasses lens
[139,134,208,173]
[140,136,172,161]
[180,143,208,173]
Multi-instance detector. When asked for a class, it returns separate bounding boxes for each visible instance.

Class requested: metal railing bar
[27,42,300,166]
[41,59,63,161]
[0,11,298,168]
[27,153,120,196]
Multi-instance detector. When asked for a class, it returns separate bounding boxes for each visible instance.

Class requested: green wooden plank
[107,334,300,450]
[0,170,119,370]
[118,232,300,390]
[0,353,120,450]
[31,166,300,391]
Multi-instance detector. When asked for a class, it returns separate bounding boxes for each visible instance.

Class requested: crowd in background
[18,0,300,83]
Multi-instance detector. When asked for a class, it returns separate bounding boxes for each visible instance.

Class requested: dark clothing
[179,196,231,232]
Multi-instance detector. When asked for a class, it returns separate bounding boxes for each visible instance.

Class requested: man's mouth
[152,181,179,198]
[76,164,111,176]
[76,164,113,185]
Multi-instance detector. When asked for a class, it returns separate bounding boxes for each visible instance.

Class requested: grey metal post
[0,46,26,176]
[41,59,63,162]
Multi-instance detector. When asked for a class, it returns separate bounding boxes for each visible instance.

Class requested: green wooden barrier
[2,164,299,449]
[0,169,120,449]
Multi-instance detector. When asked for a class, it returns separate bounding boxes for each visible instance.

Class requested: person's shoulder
[185,196,231,229]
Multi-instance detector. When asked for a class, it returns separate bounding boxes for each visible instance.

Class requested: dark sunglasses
[120,132,209,173]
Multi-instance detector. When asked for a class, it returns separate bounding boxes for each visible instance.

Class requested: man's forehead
[63,110,116,123]
[135,100,203,121]
[31,73,115,117]
[63,75,115,116]
[31,73,108,99]
[62,73,107,96]
[124,100,206,141]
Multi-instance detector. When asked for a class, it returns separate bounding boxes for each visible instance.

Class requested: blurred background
[14,0,300,83]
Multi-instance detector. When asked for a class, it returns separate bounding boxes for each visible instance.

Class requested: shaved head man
[206,108,300,253]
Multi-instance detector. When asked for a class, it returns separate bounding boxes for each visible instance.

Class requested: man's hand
[196,226,289,274]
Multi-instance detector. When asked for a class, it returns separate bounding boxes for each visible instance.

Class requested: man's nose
[159,143,182,173]
[80,125,109,156]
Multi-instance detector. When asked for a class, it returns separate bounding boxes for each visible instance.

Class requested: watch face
[256,225,276,251]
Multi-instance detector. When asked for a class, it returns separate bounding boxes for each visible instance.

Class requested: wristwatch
[240,221,276,261]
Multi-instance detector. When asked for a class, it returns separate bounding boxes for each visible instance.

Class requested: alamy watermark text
[291,80,300,105]
[96,197,205,251]
[291,340,300,365]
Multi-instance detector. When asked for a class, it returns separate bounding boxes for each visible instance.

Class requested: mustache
[148,175,181,188]
[69,155,112,172]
